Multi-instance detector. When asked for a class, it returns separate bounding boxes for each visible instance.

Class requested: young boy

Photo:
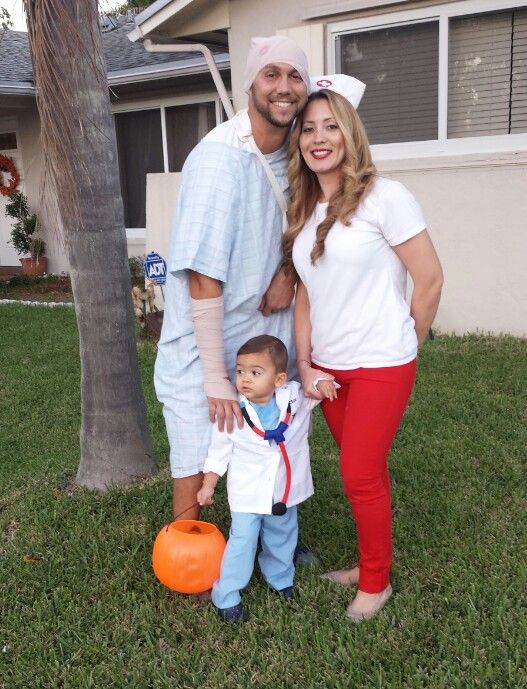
[197,335,337,622]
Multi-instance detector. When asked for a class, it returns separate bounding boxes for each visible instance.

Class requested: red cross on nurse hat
[310,74,366,108]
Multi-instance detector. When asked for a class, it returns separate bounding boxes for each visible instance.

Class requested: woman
[283,75,443,621]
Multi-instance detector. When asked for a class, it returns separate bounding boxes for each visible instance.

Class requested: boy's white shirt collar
[238,383,292,432]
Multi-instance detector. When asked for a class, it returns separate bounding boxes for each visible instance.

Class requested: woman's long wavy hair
[283,90,377,275]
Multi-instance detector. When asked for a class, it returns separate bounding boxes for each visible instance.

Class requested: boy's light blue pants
[211,506,298,610]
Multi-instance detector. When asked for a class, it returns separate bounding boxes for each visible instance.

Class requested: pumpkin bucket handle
[166,501,201,531]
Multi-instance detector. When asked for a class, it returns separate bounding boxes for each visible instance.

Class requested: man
[155,36,310,524]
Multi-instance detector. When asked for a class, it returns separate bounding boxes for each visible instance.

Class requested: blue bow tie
[263,421,289,444]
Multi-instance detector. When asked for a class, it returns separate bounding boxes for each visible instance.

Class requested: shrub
[4,191,45,258]
[128,255,145,288]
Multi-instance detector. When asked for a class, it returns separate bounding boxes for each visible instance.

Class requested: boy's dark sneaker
[216,603,249,623]
[278,586,295,601]
[294,542,319,566]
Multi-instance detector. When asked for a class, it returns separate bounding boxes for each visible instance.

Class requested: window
[330,2,527,155]
[336,21,439,144]
[115,109,164,229]
[113,99,219,228]
[448,10,527,137]
[165,103,216,172]
[0,132,17,150]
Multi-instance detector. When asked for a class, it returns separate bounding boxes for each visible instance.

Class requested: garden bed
[0,274,74,303]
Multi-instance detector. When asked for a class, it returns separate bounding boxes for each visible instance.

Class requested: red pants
[319,360,416,593]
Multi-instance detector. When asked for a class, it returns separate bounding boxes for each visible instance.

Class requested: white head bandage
[310,74,366,108]
[244,36,310,93]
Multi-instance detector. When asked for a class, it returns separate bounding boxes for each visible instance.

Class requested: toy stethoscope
[241,402,293,516]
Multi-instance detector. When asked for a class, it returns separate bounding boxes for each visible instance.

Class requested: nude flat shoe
[346,584,393,621]
[320,566,360,586]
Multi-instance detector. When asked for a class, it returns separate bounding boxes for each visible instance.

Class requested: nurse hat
[310,74,366,108]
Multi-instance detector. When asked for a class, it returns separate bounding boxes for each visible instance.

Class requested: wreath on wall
[0,154,21,197]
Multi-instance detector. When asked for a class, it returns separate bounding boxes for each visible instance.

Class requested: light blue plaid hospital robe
[154,110,296,478]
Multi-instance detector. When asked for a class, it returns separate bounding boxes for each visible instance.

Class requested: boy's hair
[237,335,288,373]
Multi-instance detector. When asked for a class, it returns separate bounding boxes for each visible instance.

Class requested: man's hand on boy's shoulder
[207,397,244,433]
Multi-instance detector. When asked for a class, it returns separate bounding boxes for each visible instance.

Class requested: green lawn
[0,303,526,689]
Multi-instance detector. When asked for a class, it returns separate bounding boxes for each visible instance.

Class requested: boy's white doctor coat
[203,381,317,514]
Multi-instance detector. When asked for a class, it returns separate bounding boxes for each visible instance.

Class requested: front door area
[0,130,24,267]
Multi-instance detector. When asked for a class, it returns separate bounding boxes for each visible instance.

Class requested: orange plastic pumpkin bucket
[152,519,226,594]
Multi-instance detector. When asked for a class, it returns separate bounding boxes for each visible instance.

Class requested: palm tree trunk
[24,0,157,488]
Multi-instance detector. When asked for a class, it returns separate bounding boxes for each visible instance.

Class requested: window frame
[0,118,21,157]
[327,0,527,160]
[111,92,225,233]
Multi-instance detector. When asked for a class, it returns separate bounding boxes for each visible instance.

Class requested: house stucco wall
[144,172,183,310]
[0,104,70,275]
[145,172,181,265]
[18,107,72,275]
[379,154,527,336]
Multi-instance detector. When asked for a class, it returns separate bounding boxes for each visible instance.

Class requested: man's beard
[252,91,299,129]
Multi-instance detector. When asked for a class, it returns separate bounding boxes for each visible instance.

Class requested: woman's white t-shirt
[292,177,427,370]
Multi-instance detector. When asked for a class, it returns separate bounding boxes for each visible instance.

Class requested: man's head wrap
[243,36,310,93]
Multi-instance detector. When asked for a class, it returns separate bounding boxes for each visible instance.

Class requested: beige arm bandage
[190,296,238,400]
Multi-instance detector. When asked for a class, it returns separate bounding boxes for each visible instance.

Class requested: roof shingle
[0,30,34,84]
[0,16,226,87]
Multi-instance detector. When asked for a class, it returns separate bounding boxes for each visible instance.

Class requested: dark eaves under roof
[0,15,229,96]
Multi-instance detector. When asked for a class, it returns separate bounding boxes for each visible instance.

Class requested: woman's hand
[298,361,335,400]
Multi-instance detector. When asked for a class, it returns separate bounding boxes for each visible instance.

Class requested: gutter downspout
[143,39,234,120]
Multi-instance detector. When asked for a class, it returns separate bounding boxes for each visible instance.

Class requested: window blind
[114,109,164,229]
[448,8,527,138]
[0,132,17,150]
[511,9,527,133]
[337,21,439,144]
[165,102,216,173]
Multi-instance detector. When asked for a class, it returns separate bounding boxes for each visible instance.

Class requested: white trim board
[304,0,414,20]
[329,0,527,32]
[111,90,221,112]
